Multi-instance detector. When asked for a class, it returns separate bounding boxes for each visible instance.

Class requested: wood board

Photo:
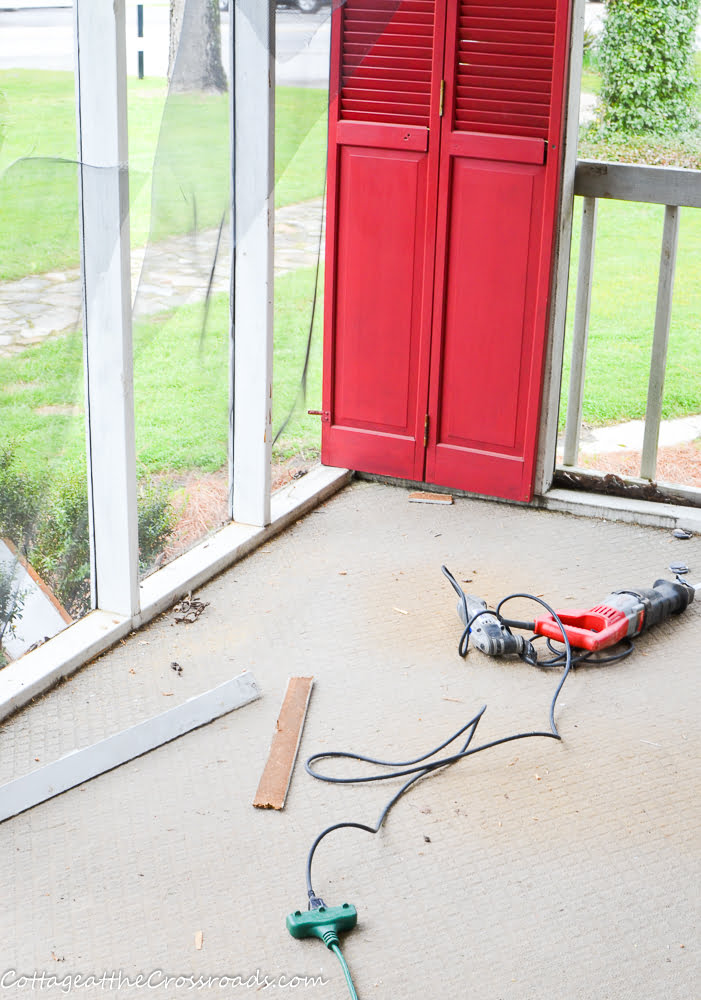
[253,676,314,810]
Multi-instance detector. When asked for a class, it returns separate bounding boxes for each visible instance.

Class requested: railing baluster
[640,205,680,481]
[563,196,597,467]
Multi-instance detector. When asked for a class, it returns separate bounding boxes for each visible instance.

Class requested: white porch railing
[561,160,701,489]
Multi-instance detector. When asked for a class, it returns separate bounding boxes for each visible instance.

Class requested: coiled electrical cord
[303,590,575,908]
[441,564,634,670]
[535,634,634,668]
[294,571,655,997]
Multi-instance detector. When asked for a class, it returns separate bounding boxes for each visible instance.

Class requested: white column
[230,0,275,526]
[534,0,586,493]
[75,0,140,617]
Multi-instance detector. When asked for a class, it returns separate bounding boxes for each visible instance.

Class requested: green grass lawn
[0,70,328,281]
[560,198,701,429]
[566,52,701,428]
[133,266,323,472]
[1,64,699,492]
[0,267,323,480]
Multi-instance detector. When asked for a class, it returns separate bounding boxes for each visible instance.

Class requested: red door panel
[437,159,541,452]
[322,0,444,480]
[424,0,570,501]
[425,156,548,498]
[326,142,429,476]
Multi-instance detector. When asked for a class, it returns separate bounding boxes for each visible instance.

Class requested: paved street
[0,3,331,86]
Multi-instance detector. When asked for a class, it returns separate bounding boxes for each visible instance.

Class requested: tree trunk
[169,0,227,94]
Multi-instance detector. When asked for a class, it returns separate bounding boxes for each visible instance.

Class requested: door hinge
[439,80,445,117]
[308,409,331,423]
[423,414,429,447]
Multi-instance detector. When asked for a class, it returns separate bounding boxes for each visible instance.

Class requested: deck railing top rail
[575,159,701,208]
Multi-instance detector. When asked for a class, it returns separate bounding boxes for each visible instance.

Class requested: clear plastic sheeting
[132,0,233,575]
[272,2,330,489]
[0,0,406,634]
[131,0,338,564]
[0,3,86,666]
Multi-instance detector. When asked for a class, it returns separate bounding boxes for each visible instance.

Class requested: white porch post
[74,0,140,617]
[534,0,586,494]
[230,0,275,526]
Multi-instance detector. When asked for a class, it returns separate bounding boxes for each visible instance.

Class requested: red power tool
[533,578,696,652]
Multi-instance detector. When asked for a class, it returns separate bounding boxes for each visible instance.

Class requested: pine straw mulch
[579,442,701,489]
[160,457,315,563]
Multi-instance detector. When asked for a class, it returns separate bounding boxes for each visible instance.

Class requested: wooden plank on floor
[408,491,453,505]
[253,676,314,810]
[0,671,261,824]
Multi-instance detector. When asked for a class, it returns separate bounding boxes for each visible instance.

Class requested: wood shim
[253,676,314,810]
[0,672,261,824]
[408,491,453,505]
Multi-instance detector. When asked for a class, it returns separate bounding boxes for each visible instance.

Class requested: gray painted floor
[1,479,699,998]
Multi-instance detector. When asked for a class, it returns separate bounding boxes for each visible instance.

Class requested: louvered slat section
[455,0,556,138]
[339,0,435,127]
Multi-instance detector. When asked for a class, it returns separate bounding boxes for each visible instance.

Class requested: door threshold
[533,487,701,531]
[354,472,530,506]
[356,471,701,532]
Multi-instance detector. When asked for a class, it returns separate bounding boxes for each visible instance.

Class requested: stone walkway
[0,197,325,356]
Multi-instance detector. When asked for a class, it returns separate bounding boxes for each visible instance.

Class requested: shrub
[0,444,41,549]
[598,0,699,134]
[31,460,92,617]
[0,560,26,668]
[0,442,176,624]
[136,476,178,578]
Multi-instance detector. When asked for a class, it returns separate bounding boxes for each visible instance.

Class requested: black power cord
[302,591,575,908]
[292,573,637,997]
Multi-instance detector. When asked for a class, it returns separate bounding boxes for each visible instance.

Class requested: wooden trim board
[408,491,453,505]
[253,676,314,810]
[0,671,261,824]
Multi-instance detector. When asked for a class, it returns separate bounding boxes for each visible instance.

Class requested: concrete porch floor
[0,479,699,998]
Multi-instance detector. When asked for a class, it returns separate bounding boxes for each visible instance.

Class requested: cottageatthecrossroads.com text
[0,971,329,992]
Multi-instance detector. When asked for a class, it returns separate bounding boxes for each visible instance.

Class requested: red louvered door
[424,0,570,500]
[321,0,446,479]
[322,0,570,499]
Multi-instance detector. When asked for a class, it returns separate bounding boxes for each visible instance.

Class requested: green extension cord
[330,942,359,1000]
[286,903,359,999]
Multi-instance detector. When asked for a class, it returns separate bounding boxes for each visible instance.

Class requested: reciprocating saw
[532,577,696,652]
[442,566,696,660]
